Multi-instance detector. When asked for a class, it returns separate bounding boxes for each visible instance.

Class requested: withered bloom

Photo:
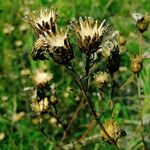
[28,7,57,36]
[32,70,53,87]
[32,36,50,60]
[131,55,143,73]
[28,8,73,64]
[31,97,49,114]
[132,13,149,33]
[102,41,120,75]
[100,120,126,144]
[94,72,110,89]
[44,29,74,65]
[71,17,110,54]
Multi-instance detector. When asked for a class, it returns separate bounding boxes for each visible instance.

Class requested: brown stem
[137,75,145,150]
[84,54,91,89]
[139,32,143,58]
[110,77,115,118]
[78,120,96,142]
[61,54,91,143]
[61,55,91,143]
[138,31,145,150]
[65,65,119,150]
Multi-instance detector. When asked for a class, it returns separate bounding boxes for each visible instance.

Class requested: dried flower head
[71,17,110,54]
[94,72,110,88]
[44,29,74,64]
[19,23,28,32]
[131,55,143,73]
[102,40,120,75]
[12,112,25,123]
[0,133,5,141]
[15,40,23,47]
[31,97,49,113]
[3,23,14,35]
[33,70,53,87]
[117,35,126,47]
[100,120,124,144]
[20,69,30,77]
[32,118,42,125]
[28,7,57,36]
[132,13,150,33]
[50,95,58,105]
[28,8,73,64]
[49,117,57,125]
[32,37,49,60]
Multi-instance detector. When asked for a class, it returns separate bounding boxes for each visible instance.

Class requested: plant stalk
[65,65,119,150]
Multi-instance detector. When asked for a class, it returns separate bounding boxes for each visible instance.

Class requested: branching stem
[65,65,119,150]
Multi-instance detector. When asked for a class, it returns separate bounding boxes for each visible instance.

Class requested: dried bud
[71,17,110,54]
[12,112,25,123]
[94,72,110,88]
[31,97,49,113]
[15,40,23,47]
[3,23,14,35]
[0,133,5,141]
[49,117,57,125]
[102,41,121,75]
[118,35,126,47]
[19,24,28,33]
[27,7,57,36]
[20,69,30,77]
[32,118,42,125]
[100,120,125,144]
[32,70,53,87]
[131,55,143,73]
[132,13,149,33]
[50,95,58,105]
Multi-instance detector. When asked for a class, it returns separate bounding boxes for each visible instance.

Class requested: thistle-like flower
[28,7,57,36]
[32,36,50,60]
[71,17,110,54]
[94,72,110,89]
[44,29,74,64]
[28,8,74,64]
[132,13,149,33]
[32,70,53,87]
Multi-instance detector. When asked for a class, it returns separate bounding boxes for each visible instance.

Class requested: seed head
[12,112,25,123]
[44,29,74,64]
[27,7,57,36]
[117,35,126,47]
[32,37,49,60]
[132,13,149,33]
[3,23,14,35]
[131,55,143,73]
[0,133,5,141]
[32,70,53,87]
[31,97,49,113]
[94,72,110,88]
[100,120,122,143]
[71,17,110,54]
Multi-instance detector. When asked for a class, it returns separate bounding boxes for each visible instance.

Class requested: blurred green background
[0,0,150,149]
